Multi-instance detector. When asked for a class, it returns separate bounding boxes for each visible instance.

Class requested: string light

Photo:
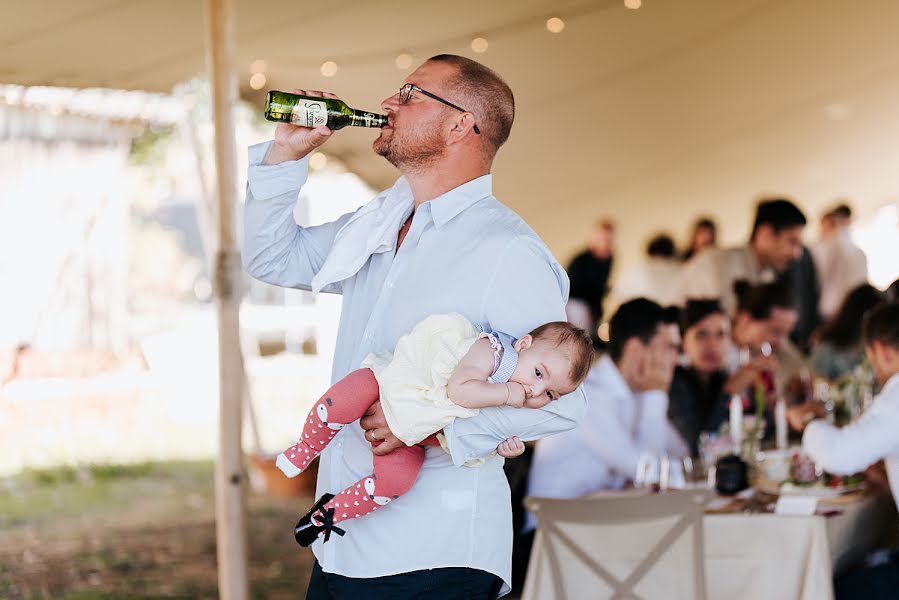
[546,17,565,33]
[470,37,488,53]
[395,52,413,69]
[320,60,338,77]
[624,0,642,9]
[250,59,267,74]
[249,72,266,90]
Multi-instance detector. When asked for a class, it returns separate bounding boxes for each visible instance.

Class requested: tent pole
[204,0,249,597]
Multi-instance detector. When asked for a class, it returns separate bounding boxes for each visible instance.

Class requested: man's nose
[381,92,400,112]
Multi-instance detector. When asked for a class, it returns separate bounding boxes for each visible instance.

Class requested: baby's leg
[320,445,425,524]
[276,368,379,477]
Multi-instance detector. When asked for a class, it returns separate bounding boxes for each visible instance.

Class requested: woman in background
[810,284,885,381]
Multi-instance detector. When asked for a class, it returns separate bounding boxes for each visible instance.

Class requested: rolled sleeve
[802,384,899,474]
[443,389,587,466]
[246,141,309,200]
[242,140,354,291]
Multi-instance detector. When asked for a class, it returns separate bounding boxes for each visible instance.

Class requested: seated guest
[810,284,886,381]
[788,302,899,600]
[526,298,688,508]
[668,299,732,456]
[728,280,802,401]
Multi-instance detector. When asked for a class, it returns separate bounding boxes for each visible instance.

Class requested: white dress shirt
[810,229,869,319]
[525,355,688,531]
[243,141,586,595]
[672,245,776,314]
[607,256,682,313]
[803,373,899,507]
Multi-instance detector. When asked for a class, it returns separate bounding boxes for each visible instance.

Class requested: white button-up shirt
[525,354,688,530]
[672,245,777,314]
[242,141,586,595]
[803,373,899,508]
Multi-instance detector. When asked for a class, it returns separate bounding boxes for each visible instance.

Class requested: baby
[278,313,593,546]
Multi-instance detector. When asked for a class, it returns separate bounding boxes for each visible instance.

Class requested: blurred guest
[777,244,821,353]
[810,203,869,320]
[810,284,886,381]
[668,300,732,456]
[728,280,803,406]
[526,299,688,508]
[673,198,807,315]
[788,302,899,600]
[683,217,717,261]
[607,233,681,312]
[567,219,615,342]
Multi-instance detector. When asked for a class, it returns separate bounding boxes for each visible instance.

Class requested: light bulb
[320,61,338,77]
[546,17,565,33]
[395,53,413,69]
[471,37,488,53]
[249,72,266,90]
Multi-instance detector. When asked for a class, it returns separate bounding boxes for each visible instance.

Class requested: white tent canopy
[4,0,899,262]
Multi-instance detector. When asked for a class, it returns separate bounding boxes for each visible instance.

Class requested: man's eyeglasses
[398,83,481,135]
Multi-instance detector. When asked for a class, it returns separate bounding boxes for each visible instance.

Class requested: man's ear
[514,335,533,352]
[447,112,477,144]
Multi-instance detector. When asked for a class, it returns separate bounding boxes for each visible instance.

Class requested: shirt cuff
[246,140,309,200]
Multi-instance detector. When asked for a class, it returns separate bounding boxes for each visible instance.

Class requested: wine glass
[660,456,695,490]
[635,451,662,489]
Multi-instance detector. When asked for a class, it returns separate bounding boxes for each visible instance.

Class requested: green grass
[0,461,214,530]
[0,460,314,599]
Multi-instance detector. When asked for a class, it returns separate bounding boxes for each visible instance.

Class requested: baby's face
[510,336,577,408]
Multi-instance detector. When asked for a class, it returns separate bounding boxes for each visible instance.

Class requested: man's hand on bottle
[264,89,337,165]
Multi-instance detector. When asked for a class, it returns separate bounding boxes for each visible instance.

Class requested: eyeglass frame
[398,83,481,135]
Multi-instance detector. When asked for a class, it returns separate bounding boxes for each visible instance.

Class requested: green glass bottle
[264,90,388,130]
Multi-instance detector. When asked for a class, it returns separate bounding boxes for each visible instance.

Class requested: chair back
[522,490,710,600]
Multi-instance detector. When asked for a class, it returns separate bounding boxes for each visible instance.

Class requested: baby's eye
[535,368,542,378]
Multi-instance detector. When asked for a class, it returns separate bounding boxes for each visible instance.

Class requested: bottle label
[351,112,380,127]
[290,99,328,127]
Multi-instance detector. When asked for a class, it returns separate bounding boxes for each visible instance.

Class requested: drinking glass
[635,451,662,489]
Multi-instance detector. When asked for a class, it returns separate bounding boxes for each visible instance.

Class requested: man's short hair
[427,54,514,154]
[751,198,807,239]
[828,203,852,220]
[733,280,795,320]
[862,301,899,349]
[647,234,676,258]
[529,321,594,386]
[608,298,678,361]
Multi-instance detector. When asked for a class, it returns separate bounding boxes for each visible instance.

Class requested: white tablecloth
[524,492,896,600]
[704,494,895,600]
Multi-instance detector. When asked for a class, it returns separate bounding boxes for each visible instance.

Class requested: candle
[729,394,743,454]
[775,399,787,450]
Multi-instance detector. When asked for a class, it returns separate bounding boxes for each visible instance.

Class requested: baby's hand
[497,436,525,458]
[504,382,526,408]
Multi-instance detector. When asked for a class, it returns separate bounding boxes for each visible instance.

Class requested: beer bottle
[264,90,388,130]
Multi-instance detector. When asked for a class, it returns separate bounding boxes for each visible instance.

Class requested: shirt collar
[424,174,493,228]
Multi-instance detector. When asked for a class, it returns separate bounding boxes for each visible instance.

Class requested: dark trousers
[306,560,504,600]
[834,550,899,600]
